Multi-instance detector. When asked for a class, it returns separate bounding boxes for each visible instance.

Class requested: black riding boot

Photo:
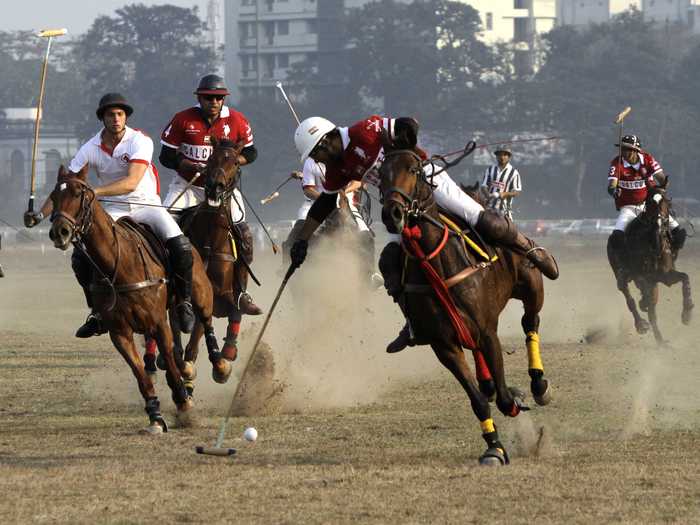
[475,210,559,280]
[72,249,106,338]
[166,235,196,333]
[233,222,262,316]
[607,230,628,287]
[379,242,425,354]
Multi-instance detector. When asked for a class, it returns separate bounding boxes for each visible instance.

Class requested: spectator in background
[481,145,521,220]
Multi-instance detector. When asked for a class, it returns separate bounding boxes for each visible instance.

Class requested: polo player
[287,115,559,353]
[24,93,196,337]
[607,134,686,285]
[159,74,262,317]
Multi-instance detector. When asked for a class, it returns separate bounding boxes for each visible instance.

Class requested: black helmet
[615,134,641,152]
[194,74,230,96]
[96,93,133,120]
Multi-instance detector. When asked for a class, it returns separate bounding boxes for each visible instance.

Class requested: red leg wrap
[145,338,157,356]
[473,350,492,381]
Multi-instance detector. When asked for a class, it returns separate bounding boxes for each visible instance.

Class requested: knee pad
[608,230,625,251]
[235,223,254,264]
[378,243,403,297]
[476,209,517,244]
[71,249,92,286]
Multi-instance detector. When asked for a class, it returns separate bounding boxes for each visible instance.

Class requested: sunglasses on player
[201,95,225,101]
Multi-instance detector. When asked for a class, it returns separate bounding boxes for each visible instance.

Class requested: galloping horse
[49,166,230,432]
[379,142,552,466]
[170,138,253,390]
[609,187,693,343]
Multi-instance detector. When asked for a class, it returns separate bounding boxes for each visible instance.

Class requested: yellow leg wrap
[480,418,496,434]
[526,331,544,371]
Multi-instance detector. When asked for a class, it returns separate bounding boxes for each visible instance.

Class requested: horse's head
[378,132,431,234]
[204,137,244,207]
[642,187,674,268]
[460,181,488,206]
[48,164,95,250]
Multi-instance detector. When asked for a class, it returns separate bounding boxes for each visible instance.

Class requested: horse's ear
[235,139,246,154]
[58,165,68,180]
[75,164,89,181]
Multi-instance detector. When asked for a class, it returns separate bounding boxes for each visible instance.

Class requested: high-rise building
[642,0,700,31]
[225,0,356,102]
[457,0,557,45]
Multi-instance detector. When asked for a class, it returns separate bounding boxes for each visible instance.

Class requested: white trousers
[614,204,679,232]
[162,178,246,224]
[384,166,483,244]
[104,203,183,240]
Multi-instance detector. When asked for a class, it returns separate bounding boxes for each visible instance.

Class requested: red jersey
[608,149,662,208]
[323,116,398,192]
[160,105,253,187]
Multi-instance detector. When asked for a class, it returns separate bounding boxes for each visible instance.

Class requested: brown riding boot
[475,210,559,280]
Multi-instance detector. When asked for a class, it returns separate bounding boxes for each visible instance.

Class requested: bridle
[381,149,434,219]
[204,144,242,205]
[51,177,97,240]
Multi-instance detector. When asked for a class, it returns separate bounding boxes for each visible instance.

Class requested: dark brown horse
[609,188,693,343]
[48,166,230,432]
[379,145,552,466]
[169,138,256,392]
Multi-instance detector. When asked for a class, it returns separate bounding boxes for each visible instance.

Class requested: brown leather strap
[404,263,488,294]
[90,278,167,294]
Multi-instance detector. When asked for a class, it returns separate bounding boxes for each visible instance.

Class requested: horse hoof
[182,361,197,381]
[635,320,650,334]
[534,381,553,406]
[682,308,693,325]
[178,397,194,412]
[221,342,238,362]
[479,448,507,466]
[141,422,164,435]
[212,360,233,384]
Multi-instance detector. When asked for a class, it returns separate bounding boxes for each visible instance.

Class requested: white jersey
[68,126,183,240]
[68,126,161,216]
[481,163,521,219]
[297,158,326,220]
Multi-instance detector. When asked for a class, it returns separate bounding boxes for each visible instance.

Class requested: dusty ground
[1,235,700,524]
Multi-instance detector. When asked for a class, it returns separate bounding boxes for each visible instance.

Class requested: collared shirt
[160,105,254,187]
[322,116,398,193]
[481,162,521,217]
[608,149,662,208]
[68,126,160,212]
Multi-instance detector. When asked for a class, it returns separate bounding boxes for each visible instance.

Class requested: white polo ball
[243,427,258,442]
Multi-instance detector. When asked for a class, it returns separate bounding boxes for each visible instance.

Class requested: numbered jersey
[608,149,662,208]
[160,105,253,187]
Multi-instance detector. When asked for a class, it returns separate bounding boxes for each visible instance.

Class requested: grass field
[1,237,699,524]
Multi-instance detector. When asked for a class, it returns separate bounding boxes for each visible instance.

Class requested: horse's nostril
[392,207,402,221]
[60,226,70,238]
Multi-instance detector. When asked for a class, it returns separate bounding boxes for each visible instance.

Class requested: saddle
[117,217,169,270]
[435,208,497,266]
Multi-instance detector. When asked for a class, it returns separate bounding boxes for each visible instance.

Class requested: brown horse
[48,166,231,432]
[379,145,552,466]
[609,187,693,343]
[168,138,256,391]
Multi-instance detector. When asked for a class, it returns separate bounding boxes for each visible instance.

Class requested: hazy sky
[2,0,211,35]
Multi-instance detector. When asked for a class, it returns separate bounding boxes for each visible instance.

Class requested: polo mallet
[196,264,296,456]
[614,107,632,189]
[27,28,68,214]
[165,172,202,213]
[275,81,301,125]
[260,175,296,205]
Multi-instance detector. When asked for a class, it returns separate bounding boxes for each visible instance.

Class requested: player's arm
[344,180,362,194]
[303,185,321,201]
[95,161,148,197]
[238,145,257,167]
[607,163,619,196]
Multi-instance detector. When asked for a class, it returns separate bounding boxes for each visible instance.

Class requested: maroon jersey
[608,149,662,208]
[322,116,398,192]
[160,105,253,187]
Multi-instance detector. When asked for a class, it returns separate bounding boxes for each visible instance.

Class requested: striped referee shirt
[481,163,522,219]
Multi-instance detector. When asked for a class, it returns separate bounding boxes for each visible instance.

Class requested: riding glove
[290,239,308,269]
[23,211,44,228]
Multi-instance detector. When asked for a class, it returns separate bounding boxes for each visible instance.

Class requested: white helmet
[294,116,336,161]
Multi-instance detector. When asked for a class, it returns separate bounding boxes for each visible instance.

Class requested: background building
[642,0,700,31]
